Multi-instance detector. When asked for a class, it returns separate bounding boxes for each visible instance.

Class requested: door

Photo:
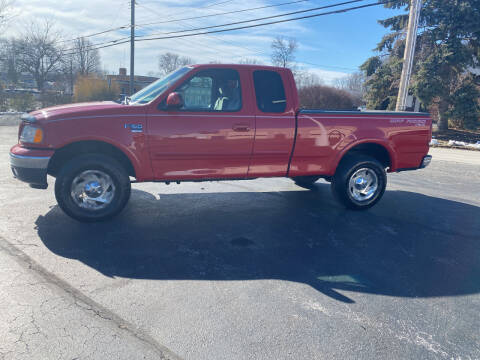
[248,69,296,177]
[147,68,255,181]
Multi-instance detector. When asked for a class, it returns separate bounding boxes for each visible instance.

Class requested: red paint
[12,64,432,182]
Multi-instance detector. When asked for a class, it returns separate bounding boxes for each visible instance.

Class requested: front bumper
[10,146,53,189]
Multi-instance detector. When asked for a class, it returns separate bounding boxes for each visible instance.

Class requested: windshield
[129,66,192,104]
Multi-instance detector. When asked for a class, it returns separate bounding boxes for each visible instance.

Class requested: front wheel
[331,155,386,210]
[54,154,131,222]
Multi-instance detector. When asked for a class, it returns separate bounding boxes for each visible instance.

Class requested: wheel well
[339,143,391,169]
[48,141,136,178]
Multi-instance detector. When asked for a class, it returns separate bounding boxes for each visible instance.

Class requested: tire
[293,176,320,189]
[331,155,386,210]
[54,154,131,222]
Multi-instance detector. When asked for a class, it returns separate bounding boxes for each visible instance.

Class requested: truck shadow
[35,184,480,303]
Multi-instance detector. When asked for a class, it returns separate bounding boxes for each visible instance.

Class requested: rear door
[146,67,255,180]
[248,69,296,177]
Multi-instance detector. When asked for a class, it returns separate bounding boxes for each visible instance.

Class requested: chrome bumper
[9,153,51,169]
[9,153,51,189]
[420,155,432,168]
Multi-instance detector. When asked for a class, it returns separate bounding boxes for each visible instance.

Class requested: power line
[63,0,368,51]
[63,1,390,57]
[58,26,129,44]
[135,0,310,28]
[202,0,237,8]
[59,0,311,44]
[136,0,367,38]
[62,38,130,54]
[135,0,367,38]
[134,1,391,42]
[146,8,358,71]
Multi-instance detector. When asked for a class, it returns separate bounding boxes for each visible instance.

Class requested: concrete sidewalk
[0,114,22,126]
[428,147,480,165]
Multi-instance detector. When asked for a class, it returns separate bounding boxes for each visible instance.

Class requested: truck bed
[299,109,430,117]
[289,109,432,177]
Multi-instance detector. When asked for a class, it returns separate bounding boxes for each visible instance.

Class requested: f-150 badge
[125,123,143,133]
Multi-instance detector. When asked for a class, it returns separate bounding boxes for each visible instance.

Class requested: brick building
[106,68,158,96]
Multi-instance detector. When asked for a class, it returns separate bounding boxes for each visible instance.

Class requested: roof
[191,63,290,72]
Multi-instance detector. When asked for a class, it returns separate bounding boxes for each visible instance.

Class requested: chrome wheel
[348,168,378,202]
[70,170,116,210]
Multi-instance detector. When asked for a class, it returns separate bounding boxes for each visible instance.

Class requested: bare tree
[16,21,64,91]
[0,0,14,29]
[295,70,322,89]
[271,36,298,68]
[158,52,194,76]
[60,37,101,94]
[72,37,100,76]
[60,53,75,94]
[335,72,365,94]
[238,58,263,65]
[0,38,19,84]
[334,72,366,104]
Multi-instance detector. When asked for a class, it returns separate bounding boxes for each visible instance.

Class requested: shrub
[74,76,119,102]
[0,83,7,112]
[11,93,36,112]
[298,84,359,110]
[41,92,73,108]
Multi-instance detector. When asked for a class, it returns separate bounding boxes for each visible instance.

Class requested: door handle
[232,124,250,132]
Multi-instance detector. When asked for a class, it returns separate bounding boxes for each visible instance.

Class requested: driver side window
[177,75,213,111]
[174,68,242,112]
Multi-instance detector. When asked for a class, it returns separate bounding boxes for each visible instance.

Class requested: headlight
[20,125,44,144]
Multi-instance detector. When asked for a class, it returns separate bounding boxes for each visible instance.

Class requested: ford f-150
[9,64,432,221]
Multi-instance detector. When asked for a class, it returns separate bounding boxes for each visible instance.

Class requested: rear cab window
[253,70,287,113]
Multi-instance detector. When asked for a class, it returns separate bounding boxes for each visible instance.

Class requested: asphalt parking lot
[1,124,479,359]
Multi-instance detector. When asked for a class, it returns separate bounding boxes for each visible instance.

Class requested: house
[106,68,158,96]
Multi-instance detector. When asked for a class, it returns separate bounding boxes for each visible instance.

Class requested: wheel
[54,154,131,222]
[331,155,386,210]
[293,176,320,189]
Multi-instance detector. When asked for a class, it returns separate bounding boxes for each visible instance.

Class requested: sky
[2,0,406,84]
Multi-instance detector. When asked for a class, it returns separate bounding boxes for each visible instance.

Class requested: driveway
[1,125,479,359]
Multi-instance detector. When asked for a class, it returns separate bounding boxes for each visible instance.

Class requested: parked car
[9,64,432,222]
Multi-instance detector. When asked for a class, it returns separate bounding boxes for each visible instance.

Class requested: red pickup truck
[10,64,432,222]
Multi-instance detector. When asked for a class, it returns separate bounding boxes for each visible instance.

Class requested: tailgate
[391,116,432,170]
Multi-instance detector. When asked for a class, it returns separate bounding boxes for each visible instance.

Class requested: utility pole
[396,0,422,111]
[129,0,135,95]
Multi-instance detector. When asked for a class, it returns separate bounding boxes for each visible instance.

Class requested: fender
[329,138,397,175]
[53,135,149,180]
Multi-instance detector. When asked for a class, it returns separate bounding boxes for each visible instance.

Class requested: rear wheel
[293,176,320,189]
[331,155,386,210]
[54,154,131,222]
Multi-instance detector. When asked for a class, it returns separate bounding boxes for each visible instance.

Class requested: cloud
[3,0,345,79]
[306,67,349,85]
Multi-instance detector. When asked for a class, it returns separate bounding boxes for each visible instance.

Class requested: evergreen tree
[361,0,480,130]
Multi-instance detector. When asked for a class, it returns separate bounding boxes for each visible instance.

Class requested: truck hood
[30,101,125,123]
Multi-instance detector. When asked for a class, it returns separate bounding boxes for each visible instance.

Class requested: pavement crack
[0,234,183,360]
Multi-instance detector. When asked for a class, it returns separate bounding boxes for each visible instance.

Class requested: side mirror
[166,92,183,109]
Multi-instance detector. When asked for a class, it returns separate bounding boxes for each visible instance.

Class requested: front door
[147,68,255,181]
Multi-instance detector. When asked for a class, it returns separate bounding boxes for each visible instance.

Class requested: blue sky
[4,0,406,83]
